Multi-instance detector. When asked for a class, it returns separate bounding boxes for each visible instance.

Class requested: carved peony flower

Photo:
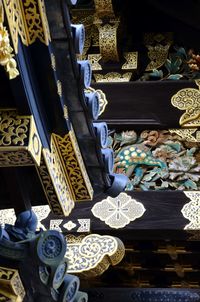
[91,192,146,229]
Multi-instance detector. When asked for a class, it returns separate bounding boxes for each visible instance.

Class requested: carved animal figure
[115,145,168,185]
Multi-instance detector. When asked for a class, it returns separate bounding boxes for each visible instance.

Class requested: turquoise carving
[115,145,168,187]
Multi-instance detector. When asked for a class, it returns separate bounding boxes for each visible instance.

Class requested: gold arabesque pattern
[66,234,125,277]
[92,192,146,229]
[171,80,200,127]
[94,72,132,82]
[53,130,93,201]
[145,44,170,71]
[97,22,119,62]
[0,110,42,166]
[0,266,25,301]
[88,53,102,70]
[94,0,114,18]
[168,128,199,142]
[2,0,50,53]
[2,0,28,53]
[122,52,138,70]
[182,191,200,230]
[37,139,75,216]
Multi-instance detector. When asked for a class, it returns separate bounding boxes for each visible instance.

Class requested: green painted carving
[110,129,200,191]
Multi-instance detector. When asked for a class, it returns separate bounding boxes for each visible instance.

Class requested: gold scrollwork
[2,0,28,53]
[52,130,93,201]
[0,3,19,79]
[66,234,125,277]
[168,128,199,142]
[122,52,138,70]
[2,0,50,53]
[0,266,25,301]
[37,140,75,217]
[171,80,200,127]
[182,191,200,230]
[20,0,51,46]
[0,110,42,166]
[94,0,114,18]
[94,72,132,82]
[91,192,146,229]
[97,22,119,62]
[145,44,170,71]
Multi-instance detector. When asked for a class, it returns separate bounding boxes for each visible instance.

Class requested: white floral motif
[182,191,200,229]
[91,192,146,229]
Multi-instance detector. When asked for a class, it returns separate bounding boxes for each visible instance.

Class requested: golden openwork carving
[145,44,170,71]
[53,130,93,201]
[85,87,108,116]
[0,110,42,166]
[94,0,114,18]
[91,192,146,229]
[94,72,132,82]
[171,80,200,127]
[2,0,50,53]
[122,52,138,70]
[66,234,125,277]
[182,191,200,230]
[0,3,19,79]
[0,266,25,302]
[37,139,75,217]
[168,128,200,142]
[88,53,102,70]
[97,22,119,62]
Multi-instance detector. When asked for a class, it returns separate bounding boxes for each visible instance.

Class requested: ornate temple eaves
[0,110,93,216]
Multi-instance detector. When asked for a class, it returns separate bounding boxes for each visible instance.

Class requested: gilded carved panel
[66,234,125,277]
[171,80,200,127]
[92,192,146,229]
[0,110,42,166]
[110,128,200,191]
[0,266,25,301]
[2,0,50,53]
[52,130,93,202]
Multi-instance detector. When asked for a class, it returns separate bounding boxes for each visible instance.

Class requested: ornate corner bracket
[2,0,51,53]
[66,234,125,277]
[182,191,200,230]
[0,110,42,166]
[171,80,200,127]
[91,192,146,229]
[0,266,25,301]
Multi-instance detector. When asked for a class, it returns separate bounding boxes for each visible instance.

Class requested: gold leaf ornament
[91,192,146,229]
[171,80,200,127]
[0,4,19,79]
